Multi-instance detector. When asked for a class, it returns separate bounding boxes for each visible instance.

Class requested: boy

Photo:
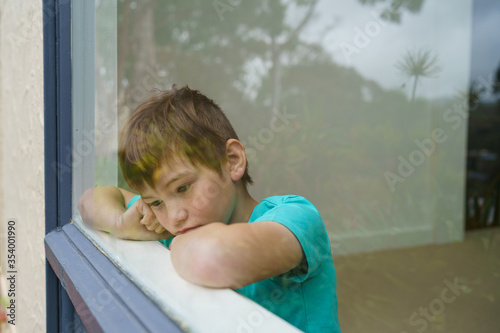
[78,85,341,333]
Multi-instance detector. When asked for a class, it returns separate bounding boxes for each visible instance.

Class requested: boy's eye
[149,200,162,207]
[177,184,190,193]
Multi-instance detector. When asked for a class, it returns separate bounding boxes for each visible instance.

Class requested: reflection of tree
[358,0,425,23]
[115,0,445,233]
[466,61,500,229]
[467,61,500,106]
[468,80,488,109]
[117,0,157,126]
[494,62,500,95]
[117,0,328,119]
[395,48,442,103]
[267,0,318,112]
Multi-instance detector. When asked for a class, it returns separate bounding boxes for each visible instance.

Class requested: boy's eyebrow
[161,172,188,189]
[141,172,190,199]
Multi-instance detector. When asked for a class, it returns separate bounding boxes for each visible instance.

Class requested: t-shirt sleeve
[126,194,141,210]
[126,194,173,249]
[252,196,332,283]
[160,238,173,248]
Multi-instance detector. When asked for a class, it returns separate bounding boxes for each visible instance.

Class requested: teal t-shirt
[126,194,341,333]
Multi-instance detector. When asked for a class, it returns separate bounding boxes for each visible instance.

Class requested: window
[45,1,304,331]
[81,1,472,254]
[44,0,183,331]
[80,0,471,255]
[45,1,500,332]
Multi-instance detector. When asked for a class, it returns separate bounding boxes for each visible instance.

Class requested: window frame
[43,0,183,331]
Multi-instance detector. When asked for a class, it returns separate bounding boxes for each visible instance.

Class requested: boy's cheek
[202,182,222,199]
[193,183,220,207]
[193,184,220,209]
[153,213,170,231]
[193,194,210,210]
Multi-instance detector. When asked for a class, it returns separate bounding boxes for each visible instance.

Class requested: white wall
[0,0,46,332]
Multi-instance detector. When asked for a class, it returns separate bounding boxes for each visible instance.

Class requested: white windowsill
[73,216,302,333]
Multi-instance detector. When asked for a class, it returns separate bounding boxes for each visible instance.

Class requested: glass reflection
[115,0,470,253]
[84,0,499,331]
[466,0,500,230]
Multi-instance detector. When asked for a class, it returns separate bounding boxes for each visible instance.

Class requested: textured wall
[0,0,46,331]
[0,5,3,248]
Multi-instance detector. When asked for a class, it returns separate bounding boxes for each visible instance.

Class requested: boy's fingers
[155,225,165,234]
[137,200,153,217]
[145,221,157,231]
[135,200,163,233]
[142,216,164,233]
[142,214,156,230]
[138,202,156,228]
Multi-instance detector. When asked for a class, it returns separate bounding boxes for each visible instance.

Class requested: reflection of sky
[471,0,500,95]
[291,0,474,100]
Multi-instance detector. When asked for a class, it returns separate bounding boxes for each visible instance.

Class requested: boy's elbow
[171,236,240,288]
[78,188,94,223]
[78,189,94,220]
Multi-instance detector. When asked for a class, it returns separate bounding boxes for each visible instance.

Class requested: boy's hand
[115,199,174,241]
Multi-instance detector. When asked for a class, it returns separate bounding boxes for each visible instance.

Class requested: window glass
[466,0,500,230]
[109,0,471,253]
[71,1,500,332]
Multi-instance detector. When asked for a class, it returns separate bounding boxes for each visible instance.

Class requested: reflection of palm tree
[396,48,442,103]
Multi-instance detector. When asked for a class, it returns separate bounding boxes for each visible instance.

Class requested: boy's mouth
[177,226,200,235]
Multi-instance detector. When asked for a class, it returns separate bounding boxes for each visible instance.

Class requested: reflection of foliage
[494,62,500,95]
[115,0,463,245]
[466,61,500,106]
[117,0,321,118]
[468,80,488,109]
[395,48,442,103]
[358,0,425,23]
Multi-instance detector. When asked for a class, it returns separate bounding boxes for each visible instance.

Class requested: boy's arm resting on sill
[78,185,173,241]
[169,221,304,289]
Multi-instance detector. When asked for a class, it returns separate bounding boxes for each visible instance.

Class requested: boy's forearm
[169,223,265,289]
[78,186,126,234]
[169,223,235,288]
[169,221,303,289]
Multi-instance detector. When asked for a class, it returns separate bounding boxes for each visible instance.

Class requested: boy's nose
[165,206,188,228]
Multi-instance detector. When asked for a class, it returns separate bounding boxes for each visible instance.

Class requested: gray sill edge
[45,223,186,333]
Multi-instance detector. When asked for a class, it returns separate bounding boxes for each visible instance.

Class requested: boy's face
[138,157,238,235]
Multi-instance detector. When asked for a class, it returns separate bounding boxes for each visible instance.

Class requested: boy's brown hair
[118,85,253,191]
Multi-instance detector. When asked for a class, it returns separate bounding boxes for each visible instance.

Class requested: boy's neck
[230,187,259,224]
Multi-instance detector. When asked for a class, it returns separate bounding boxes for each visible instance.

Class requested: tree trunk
[411,75,419,103]
[125,0,157,121]
[271,35,282,115]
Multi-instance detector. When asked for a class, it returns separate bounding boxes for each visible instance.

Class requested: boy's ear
[225,139,246,182]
